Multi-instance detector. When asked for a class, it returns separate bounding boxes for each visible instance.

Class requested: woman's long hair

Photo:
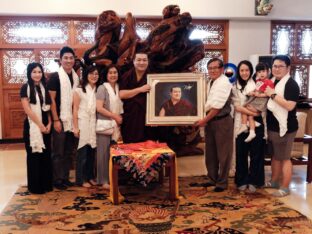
[26,62,51,105]
[236,60,254,91]
[81,65,101,93]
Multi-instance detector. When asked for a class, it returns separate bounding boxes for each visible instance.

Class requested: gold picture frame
[146,73,205,125]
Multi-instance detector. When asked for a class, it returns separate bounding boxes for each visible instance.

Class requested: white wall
[229,20,271,65]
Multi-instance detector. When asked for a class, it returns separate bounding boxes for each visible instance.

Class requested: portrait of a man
[146,73,204,125]
[158,85,197,116]
[155,82,197,117]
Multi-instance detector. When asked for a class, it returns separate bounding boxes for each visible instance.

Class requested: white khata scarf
[85,84,96,116]
[58,66,79,132]
[86,84,97,148]
[103,82,124,141]
[267,73,290,136]
[27,83,51,153]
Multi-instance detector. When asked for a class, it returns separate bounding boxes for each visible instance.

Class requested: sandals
[248,184,257,193]
[238,185,247,191]
[82,182,91,188]
[272,188,290,197]
[237,184,257,193]
[89,179,97,186]
[264,181,279,189]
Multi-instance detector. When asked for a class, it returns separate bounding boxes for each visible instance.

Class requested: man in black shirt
[48,46,79,190]
[264,55,300,197]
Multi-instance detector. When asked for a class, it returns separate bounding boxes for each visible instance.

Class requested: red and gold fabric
[108,141,179,204]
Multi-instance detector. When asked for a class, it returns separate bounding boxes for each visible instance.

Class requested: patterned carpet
[0,176,311,234]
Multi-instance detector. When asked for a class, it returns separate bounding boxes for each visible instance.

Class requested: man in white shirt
[196,58,233,192]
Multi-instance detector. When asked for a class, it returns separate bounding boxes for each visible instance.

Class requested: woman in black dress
[20,62,53,194]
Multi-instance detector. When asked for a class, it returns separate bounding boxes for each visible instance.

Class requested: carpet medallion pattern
[0,177,311,233]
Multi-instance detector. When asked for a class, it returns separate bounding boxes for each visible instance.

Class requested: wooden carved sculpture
[143,5,204,73]
[83,5,205,156]
[84,10,139,69]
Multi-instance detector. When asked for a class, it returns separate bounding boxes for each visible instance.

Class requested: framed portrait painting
[146,73,205,125]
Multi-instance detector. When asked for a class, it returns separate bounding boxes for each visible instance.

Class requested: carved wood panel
[0,16,229,139]
[2,90,25,138]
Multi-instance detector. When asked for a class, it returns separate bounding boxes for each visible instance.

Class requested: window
[74,21,96,44]
[192,21,228,80]
[2,50,35,84]
[2,20,69,44]
[39,50,60,73]
[271,21,312,98]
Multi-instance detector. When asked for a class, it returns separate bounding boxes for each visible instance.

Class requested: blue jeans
[75,145,95,185]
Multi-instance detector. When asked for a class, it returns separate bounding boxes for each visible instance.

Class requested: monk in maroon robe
[119,53,154,143]
[159,86,196,116]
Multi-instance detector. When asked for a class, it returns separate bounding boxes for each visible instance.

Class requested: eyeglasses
[89,72,99,76]
[207,66,221,71]
[272,65,287,69]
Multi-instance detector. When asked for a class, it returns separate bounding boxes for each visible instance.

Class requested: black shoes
[54,183,67,190]
[201,182,215,187]
[63,180,75,187]
[54,179,75,190]
[214,187,225,192]
[189,182,215,187]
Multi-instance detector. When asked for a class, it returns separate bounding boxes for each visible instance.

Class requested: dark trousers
[52,129,75,184]
[75,145,95,185]
[235,127,265,187]
[205,115,233,189]
[26,149,53,194]
[24,120,53,194]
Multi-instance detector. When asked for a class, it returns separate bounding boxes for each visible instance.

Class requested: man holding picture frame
[119,52,156,143]
[196,58,233,192]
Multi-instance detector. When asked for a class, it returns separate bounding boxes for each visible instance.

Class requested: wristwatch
[270,93,277,100]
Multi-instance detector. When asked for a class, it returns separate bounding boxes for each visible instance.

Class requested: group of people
[21,46,149,193]
[195,55,299,197]
[21,45,299,198]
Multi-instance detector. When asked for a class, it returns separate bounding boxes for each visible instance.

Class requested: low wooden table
[108,141,179,205]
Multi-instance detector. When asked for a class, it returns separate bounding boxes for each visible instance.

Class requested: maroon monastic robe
[119,68,150,143]
[160,99,196,116]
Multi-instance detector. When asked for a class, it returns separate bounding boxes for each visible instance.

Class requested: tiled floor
[0,145,312,220]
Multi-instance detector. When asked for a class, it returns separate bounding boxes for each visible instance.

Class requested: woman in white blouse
[232,60,266,193]
[73,65,101,188]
